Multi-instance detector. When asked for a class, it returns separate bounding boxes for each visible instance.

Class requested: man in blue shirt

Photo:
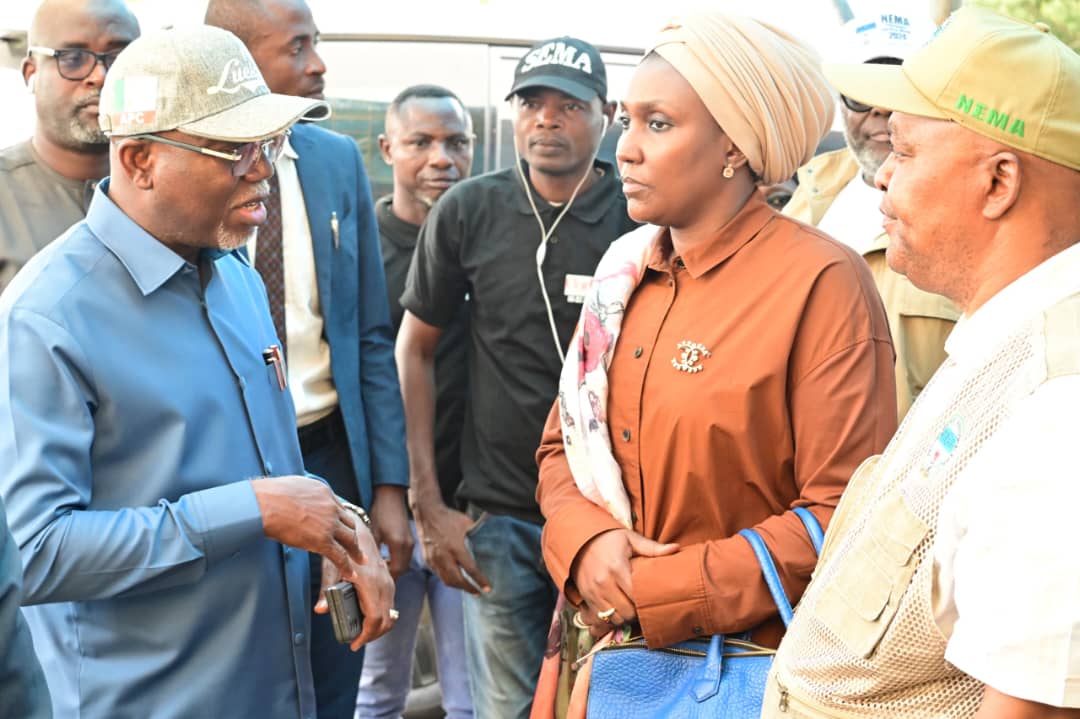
[0,26,396,719]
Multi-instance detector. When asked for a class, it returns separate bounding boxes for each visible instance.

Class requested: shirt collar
[646,192,775,279]
[376,195,421,250]
[85,179,189,296]
[946,241,1080,366]
[509,159,619,224]
[281,134,299,161]
[24,139,97,193]
[868,230,889,253]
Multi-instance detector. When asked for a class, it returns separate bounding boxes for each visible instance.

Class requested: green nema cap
[100,25,330,142]
[823,7,1080,171]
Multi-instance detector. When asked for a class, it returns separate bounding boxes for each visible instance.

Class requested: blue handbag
[585,507,824,718]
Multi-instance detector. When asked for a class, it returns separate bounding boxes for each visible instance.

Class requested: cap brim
[179,93,331,143]
[823,62,947,119]
[505,75,599,103]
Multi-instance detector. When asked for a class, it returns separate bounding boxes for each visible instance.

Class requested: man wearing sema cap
[765,7,1080,718]
[0,25,396,719]
[396,36,636,718]
[784,4,960,421]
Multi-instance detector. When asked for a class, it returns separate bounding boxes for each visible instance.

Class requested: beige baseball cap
[100,25,330,142]
[823,7,1080,171]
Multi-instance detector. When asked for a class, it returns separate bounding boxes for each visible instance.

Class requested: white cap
[841,5,936,64]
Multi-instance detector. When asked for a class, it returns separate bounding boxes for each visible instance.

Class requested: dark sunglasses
[840,57,903,114]
[131,132,290,177]
[841,95,876,113]
[28,46,125,81]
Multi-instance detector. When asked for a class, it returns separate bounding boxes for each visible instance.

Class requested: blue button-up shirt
[0,182,317,719]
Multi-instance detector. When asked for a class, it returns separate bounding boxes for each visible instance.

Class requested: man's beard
[68,116,107,145]
[215,224,258,253]
[843,124,889,185]
[48,93,108,150]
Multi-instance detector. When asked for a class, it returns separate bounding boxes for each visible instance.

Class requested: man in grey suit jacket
[206,2,410,717]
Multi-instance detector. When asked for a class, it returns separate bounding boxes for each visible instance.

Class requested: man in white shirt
[765,8,1080,718]
[785,5,959,420]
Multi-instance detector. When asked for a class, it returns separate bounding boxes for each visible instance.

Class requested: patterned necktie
[255,173,287,357]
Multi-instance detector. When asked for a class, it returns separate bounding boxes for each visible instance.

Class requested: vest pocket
[819,455,879,564]
[815,491,928,658]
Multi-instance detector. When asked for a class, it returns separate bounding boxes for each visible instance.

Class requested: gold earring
[722,164,735,179]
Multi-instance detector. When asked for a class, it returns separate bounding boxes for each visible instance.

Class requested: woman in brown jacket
[536,11,897,667]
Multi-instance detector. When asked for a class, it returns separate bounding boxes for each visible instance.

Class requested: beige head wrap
[648,12,834,184]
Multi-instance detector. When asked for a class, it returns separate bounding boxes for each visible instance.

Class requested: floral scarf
[556,224,659,528]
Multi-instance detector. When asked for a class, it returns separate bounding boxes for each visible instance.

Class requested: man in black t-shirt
[396,37,638,719]
[357,84,475,719]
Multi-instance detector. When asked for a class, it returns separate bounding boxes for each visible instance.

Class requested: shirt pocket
[265,361,284,391]
[815,490,928,658]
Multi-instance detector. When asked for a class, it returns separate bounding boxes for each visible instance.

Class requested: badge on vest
[564,274,593,304]
[920,416,962,477]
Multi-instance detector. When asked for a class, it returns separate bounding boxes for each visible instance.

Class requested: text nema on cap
[520,41,593,75]
[956,94,1025,137]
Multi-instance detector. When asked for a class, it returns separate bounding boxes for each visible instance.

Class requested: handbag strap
[793,506,825,554]
[737,508,824,628]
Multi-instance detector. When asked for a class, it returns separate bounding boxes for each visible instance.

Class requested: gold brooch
[671,341,710,373]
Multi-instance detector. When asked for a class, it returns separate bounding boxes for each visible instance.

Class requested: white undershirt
[815,174,884,256]
[248,138,337,427]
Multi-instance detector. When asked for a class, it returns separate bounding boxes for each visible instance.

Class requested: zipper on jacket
[777,679,789,712]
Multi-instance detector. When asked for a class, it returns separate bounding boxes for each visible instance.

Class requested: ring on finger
[597,607,617,623]
[388,608,400,621]
[572,611,590,630]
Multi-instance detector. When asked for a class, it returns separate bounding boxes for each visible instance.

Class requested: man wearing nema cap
[396,36,636,718]
[0,25,396,719]
[784,4,960,421]
[765,7,1080,718]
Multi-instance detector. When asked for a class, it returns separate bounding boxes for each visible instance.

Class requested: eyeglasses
[841,95,876,114]
[28,46,124,81]
[130,132,290,177]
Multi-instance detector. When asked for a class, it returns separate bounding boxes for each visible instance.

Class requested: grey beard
[843,125,887,186]
[49,93,108,150]
[44,110,108,151]
[67,117,108,146]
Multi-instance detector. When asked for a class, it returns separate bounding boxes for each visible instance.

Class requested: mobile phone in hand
[325,581,363,643]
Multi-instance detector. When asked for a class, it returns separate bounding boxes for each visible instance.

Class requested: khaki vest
[763,292,1080,718]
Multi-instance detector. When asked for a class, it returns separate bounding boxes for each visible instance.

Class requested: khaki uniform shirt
[784,149,959,419]
[536,195,897,649]
[0,140,95,292]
